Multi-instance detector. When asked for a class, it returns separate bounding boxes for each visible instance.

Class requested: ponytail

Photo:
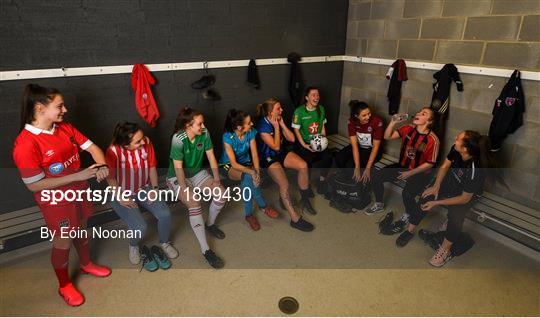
[462,130,507,188]
[256,98,280,120]
[224,108,248,132]
[173,107,202,135]
[20,84,62,131]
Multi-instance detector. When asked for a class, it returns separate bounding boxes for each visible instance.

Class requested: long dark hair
[256,98,280,120]
[20,84,62,131]
[304,86,321,118]
[112,122,142,146]
[462,130,506,187]
[173,107,202,134]
[224,109,249,132]
[349,100,369,119]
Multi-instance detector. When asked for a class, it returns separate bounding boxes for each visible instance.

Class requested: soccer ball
[310,134,328,152]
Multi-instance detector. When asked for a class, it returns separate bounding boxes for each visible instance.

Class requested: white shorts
[167,169,212,192]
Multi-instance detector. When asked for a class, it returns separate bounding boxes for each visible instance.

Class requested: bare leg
[284,151,309,190]
[267,162,301,222]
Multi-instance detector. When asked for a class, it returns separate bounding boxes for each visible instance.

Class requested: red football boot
[58,283,85,307]
[81,262,111,277]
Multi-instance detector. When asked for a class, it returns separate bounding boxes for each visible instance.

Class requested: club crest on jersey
[505,97,516,106]
[69,136,77,146]
[367,127,373,132]
[406,147,416,159]
[49,162,65,175]
[58,219,70,228]
[308,122,319,134]
[196,142,203,150]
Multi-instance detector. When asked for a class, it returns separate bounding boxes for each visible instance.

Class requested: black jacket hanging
[247,59,261,89]
[488,70,525,152]
[430,63,463,119]
[287,52,303,106]
[386,59,408,115]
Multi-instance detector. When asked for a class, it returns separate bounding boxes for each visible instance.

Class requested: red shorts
[40,199,94,233]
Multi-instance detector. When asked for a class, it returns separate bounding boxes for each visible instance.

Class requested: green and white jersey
[291,104,327,143]
[167,129,213,178]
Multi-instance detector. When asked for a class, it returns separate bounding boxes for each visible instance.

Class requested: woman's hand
[73,164,100,181]
[303,142,315,152]
[270,115,280,129]
[422,185,440,200]
[397,170,412,180]
[95,165,109,182]
[278,116,286,128]
[353,167,362,182]
[251,170,261,187]
[360,167,371,183]
[211,178,221,188]
[421,200,438,211]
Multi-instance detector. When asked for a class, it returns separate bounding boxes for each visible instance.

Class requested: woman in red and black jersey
[12,84,111,307]
[366,107,440,234]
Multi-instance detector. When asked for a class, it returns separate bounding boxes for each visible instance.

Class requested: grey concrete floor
[1,185,539,316]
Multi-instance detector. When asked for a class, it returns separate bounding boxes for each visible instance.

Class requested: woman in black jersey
[398,130,496,267]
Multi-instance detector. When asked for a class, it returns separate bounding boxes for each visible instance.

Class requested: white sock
[188,208,209,253]
[207,200,224,226]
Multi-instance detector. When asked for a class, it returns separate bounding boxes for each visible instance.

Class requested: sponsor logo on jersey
[49,162,65,175]
[63,153,80,168]
[45,149,55,157]
[308,122,319,134]
[58,219,70,228]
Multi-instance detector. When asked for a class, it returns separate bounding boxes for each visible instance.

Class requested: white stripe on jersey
[141,146,149,187]
[471,161,476,180]
[22,171,45,184]
[134,148,142,191]
[127,149,134,193]
[119,147,126,191]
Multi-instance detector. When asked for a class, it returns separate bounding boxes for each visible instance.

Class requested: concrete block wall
[343,0,540,207]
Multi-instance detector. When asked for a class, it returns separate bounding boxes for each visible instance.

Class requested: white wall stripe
[1,55,538,81]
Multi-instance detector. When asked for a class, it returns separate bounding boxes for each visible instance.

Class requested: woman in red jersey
[13,84,111,307]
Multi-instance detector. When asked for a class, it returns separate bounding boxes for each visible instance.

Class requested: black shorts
[260,152,287,168]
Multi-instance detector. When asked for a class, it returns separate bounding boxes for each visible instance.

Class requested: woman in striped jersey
[106,122,178,267]
[166,107,226,269]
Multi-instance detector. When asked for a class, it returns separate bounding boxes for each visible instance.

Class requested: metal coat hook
[203,61,209,74]
[61,67,67,76]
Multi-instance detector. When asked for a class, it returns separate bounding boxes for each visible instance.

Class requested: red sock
[51,247,70,288]
[73,237,91,266]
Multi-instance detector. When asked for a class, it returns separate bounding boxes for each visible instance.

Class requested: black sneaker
[191,75,215,89]
[202,88,221,101]
[378,211,394,234]
[290,216,314,232]
[205,223,225,239]
[300,198,317,215]
[139,245,158,272]
[203,249,224,269]
[383,219,408,236]
[396,230,414,247]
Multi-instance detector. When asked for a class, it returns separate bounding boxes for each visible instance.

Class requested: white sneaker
[129,245,140,265]
[160,242,179,259]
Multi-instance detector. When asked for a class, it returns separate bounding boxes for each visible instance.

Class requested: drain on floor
[278,296,299,314]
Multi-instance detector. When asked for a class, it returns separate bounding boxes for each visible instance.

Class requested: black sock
[300,189,311,200]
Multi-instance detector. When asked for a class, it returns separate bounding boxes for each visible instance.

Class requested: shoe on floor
[290,216,314,232]
[160,242,179,259]
[206,223,226,239]
[365,202,384,215]
[140,245,159,272]
[151,245,171,270]
[81,262,111,277]
[300,198,317,215]
[396,230,414,247]
[262,205,280,218]
[245,215,260,231]
[203,249,224,269]
[383,219,408,236]
[429,246,453,267]
[129,245,141,265]
[58,282,85,307]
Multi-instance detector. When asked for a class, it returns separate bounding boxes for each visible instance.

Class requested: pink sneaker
[429,246,452,267]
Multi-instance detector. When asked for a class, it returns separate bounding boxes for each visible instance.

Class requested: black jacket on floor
[488,70,525,151]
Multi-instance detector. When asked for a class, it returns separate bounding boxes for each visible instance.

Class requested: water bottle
[392,113,409,122]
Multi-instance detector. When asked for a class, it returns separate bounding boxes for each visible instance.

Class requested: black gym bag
[326,171,371,212]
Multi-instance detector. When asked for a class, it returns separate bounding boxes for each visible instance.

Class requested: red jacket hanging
[131,64,160,127]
